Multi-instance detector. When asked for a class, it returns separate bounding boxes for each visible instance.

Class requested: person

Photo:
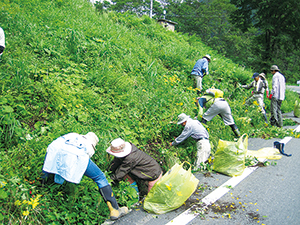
[268,65,286,127]
[42,132,128,221]
[242,72,269,123]
[0,27,5,57]
[191,54,211,94]
[107,138,163,195]
[196,88,240,138]
[170,113,211,168]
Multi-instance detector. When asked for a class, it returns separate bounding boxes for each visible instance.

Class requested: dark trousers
[270,97,283,127]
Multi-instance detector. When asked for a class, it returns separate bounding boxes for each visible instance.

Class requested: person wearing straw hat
[169,113,211,168]
[191,54,211,95]
[42,132,128,221]
[242,72,269,123]
[268,65,286,127]
[107,138,163,195]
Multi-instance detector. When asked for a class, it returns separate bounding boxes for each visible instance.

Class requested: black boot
[230,124,240,138]
[99,185,128,220]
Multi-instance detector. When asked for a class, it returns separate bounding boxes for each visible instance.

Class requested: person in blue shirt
[191,54,211,94]
[41,132,128,221]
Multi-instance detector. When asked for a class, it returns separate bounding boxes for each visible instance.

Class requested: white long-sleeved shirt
[271,72,285,100]
[172,118,209,146]
[0,27,5,48]
[42,133,95,184]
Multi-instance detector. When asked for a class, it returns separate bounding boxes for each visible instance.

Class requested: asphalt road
[105,135,300,225]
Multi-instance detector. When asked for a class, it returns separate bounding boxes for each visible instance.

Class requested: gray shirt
[172,118,209,146]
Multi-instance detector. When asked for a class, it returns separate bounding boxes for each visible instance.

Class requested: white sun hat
[83,132,99,150]
[177,113,190,124]
[106,138,132,158]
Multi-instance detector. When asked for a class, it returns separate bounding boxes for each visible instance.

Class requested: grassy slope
[0,0,298,223]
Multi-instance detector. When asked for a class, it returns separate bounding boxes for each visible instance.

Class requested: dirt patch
[209,201,239,214]
[247,212,261,221]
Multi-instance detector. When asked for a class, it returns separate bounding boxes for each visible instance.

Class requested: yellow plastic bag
[143,162,199,214]
[247,147,282,160]
[294,100,300,118]
[213,134,248,177]
[206,88,224,98]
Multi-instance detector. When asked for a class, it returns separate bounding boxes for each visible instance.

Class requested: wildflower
[14,200,21,206]
[22,210,29,216]
[0,181,7,188]
[22,200,28,204]
[166,183,172,191]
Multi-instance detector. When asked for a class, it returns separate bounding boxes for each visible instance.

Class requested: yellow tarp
[247,147,282,160]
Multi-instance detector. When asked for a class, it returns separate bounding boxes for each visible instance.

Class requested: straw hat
[83,132,99,150]
[106,138,132,158]
[177,113,190,124]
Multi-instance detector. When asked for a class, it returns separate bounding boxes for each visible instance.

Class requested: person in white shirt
[268,65,286,127]
[42,132,128,220]
[0,27,5,57]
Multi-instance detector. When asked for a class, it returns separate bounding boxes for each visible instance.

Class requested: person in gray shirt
[170,113,211,168]
[242,72,269,123]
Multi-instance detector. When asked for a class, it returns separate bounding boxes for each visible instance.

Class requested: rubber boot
[230,124,240,138]
[201,118,208,125]
[99,185,128,220]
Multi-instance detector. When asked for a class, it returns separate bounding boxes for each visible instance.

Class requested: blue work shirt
[42,133,94,184]
[191,58,209,77]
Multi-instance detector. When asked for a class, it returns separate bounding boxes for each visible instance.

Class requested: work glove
[268,94,273,100]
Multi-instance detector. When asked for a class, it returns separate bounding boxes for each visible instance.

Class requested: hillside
[0,0,298,223]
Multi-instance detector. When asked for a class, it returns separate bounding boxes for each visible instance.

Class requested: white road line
[293,125,300,133]
[165,167,258,225]
[165,137,293,225]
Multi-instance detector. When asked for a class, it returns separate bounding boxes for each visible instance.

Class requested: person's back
[0,27,5,56]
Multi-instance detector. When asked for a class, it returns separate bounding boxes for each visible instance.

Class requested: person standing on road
[191,54,211,95]
[170,113,211,168]
[42,132,128,221]
[196,88,241,138]
[0,27,5,58]
[268,65,286,127]
[242,72,269,123]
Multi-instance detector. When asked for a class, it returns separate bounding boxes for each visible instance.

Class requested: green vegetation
[0,0,298,223]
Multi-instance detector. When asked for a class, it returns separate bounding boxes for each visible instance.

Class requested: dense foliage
[0,0,298,223]
[107,0,300,83]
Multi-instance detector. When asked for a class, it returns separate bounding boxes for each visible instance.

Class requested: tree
[230,0,300,73]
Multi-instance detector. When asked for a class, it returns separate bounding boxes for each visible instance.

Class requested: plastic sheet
[213,134,248,177]
[143,162,199,214]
